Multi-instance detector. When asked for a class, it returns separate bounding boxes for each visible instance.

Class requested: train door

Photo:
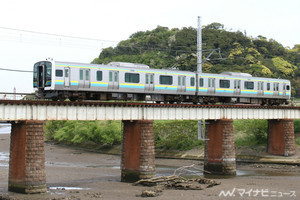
[208,78,215,94]
[177,76,186,92]
[273,83,279,96]
[64,67,70,87]
[257,81,264,96]
[79,69,90,88]
[37,65,44,88]
[234,80,241,95]
[283,83,286,96]
[145,73,154,91]
[108,71,119,90]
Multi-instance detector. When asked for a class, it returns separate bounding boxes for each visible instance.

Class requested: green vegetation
[45,119,271,150]
[44,121,122,145]
[234,120,268,146]
[294,119,300,133]
[44,120,204,150]
[154,120,204,150]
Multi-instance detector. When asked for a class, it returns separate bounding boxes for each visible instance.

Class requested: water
[0,152,9,167]
[49,187,90,190]
[0,123,11,134]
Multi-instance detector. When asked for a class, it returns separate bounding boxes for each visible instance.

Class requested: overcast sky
[0,0,299,93]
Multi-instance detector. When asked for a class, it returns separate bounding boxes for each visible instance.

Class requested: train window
[85,70,89,80]
[199,78,204,87]
[220,80,230,88]
[244,81,254,90]
[146,74,149,84]
[80,70,83,80]
[96,71,102,81]
[56,70,63,77]
[115,72,118,81]
[178,77,181,85]
[182,77,185,85]
[109,71,112,81]
[287,85,290,90]
[150,74,154,84]
[190,78,195,86]
[125,73,139,83]
[160,75,173,85]
[267,83,270,90]
[273,83,279,91]
[65,69,69,78]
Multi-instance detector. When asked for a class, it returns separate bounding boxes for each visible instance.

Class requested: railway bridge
[0,100,298,193]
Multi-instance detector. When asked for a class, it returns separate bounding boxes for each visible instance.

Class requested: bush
[44,120,122,146]
[294,119,300,133]
[154,120,204,150]
[234,119,268,146]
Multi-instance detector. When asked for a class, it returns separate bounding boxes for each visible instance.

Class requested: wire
[0,67,32,73]
[0,26,118,43]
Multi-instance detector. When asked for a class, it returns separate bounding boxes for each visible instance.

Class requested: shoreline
[49,140,300,165]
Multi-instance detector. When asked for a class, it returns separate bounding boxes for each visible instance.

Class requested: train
[33,58,291,105]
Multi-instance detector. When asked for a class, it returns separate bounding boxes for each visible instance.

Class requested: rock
[140,190,160,197]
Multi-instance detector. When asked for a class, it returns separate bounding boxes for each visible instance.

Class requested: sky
[0,0,299,93]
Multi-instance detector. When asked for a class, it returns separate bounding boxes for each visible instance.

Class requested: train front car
[33,59,55,99]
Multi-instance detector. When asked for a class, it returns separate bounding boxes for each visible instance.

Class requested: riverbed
[0,133,299,199]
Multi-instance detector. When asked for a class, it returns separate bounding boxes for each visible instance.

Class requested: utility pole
[197,16,204,140]
[197,16,202,73]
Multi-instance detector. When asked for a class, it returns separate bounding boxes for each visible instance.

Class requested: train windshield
[33,61,52,88]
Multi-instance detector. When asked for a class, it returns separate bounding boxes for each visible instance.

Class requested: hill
[93,23,300,97]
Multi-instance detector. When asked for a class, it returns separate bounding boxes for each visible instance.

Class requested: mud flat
[0,133,299,199]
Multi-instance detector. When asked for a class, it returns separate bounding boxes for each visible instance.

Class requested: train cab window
[220,80,230,88]
[244,81,254,90]
[80,70,83,80]
[125,73,139,83]
[287,85,290,90]
[96,71,102,81]
[190,78,195,86]
[199,78,204,87]
[267,83,270,90]
[55,69,63,77]
[160,75,173,85]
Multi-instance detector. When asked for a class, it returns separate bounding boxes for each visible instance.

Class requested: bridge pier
[267,119,295,156]
[121,120,155,182]
[204,119,236,175]
[8,120,46,194]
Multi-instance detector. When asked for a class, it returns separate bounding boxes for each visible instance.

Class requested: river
[0,123,11,134]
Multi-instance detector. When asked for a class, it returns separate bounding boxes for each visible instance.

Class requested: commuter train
[33,59,291,105]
